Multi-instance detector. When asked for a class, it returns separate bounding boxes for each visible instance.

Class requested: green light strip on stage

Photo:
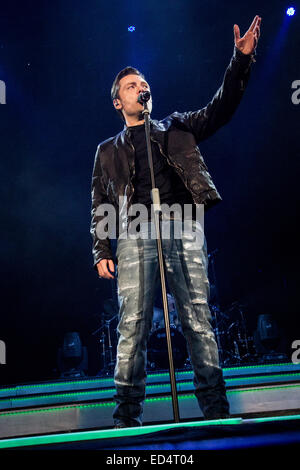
[1,413,300,450]
[0,382,190,403]
[0,383,299,419]
[0,379,113,393]
[226,383,300,394]
[223,363,297,371]
[0,418,243,449]
[4,389,117,401]
[226,373,300,381]
[0,402,116,417]
[0,396,175,418]
[247,414,300,424]
[0,363,298,394]
[1,373,299,404]
[0,373,169,393]
[0,385,173,403]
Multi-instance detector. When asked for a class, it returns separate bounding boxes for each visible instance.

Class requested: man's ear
[113,99,121,109]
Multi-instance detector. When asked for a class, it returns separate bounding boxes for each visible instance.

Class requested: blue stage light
[286,7,295,16]
[128,26,136,32]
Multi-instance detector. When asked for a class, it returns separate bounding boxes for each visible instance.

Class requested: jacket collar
[123,118,156,137]
[116,119,167,150]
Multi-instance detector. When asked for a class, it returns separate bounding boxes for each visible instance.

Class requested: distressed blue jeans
[113,219,229,426]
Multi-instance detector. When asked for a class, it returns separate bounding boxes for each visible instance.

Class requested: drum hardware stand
[140,91,180,423]
[225,301,254,364]
[227,322,243,363]
[210,304,225,365]
[92,314,118,376]
[236,304,252,362]
[208,250,229,366]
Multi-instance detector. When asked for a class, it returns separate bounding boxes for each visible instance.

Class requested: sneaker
[114,422,128,429]
[204,413,231,420]
[114,419,142,429]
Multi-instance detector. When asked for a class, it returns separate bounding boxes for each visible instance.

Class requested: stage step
[0,362,299,402]
[0,371,299,411]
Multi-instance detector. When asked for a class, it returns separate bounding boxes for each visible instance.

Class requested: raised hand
[234,15,261,55]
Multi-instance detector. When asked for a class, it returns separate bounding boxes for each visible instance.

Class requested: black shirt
[128,123,195,220]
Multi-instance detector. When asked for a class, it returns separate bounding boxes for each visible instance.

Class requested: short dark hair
[111,66,146,122]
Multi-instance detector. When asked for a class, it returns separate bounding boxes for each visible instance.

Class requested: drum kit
[147,294,188,370]
[93,252,257,375]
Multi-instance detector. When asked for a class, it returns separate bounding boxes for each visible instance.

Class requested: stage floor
[1,415,300,451]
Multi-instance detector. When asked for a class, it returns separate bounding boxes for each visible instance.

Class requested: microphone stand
[140,96,180,423]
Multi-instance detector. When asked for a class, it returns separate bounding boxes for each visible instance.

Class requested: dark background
[0,0,299,384]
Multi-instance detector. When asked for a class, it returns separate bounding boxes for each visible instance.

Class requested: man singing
[91,16,261,428]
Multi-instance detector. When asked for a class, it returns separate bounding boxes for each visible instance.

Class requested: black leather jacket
[90,46,256,267]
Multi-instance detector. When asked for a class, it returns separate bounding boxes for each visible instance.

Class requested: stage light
[253,314,287,362]
[57,332,88,378]
[128,26,135,32]
[286,7,296,16]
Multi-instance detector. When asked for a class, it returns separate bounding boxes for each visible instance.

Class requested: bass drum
[147,327,188,370]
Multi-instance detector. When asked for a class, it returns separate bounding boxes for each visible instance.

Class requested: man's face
[113,74,152,121]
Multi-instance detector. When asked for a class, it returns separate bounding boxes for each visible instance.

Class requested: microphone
[137,90,151,105]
